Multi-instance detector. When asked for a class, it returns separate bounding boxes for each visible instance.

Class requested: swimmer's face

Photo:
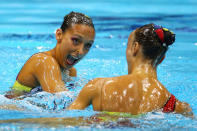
[56,24,95,69]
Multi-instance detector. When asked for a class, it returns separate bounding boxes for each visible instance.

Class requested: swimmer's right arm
[34,54,67,93]
[67,79,99,110]
[175,100,193,117]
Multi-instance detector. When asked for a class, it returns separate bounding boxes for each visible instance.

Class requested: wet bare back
[68,74,170,115]
[96,74,170,114]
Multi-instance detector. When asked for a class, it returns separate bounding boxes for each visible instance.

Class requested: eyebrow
[73,34,83,39]
[73,34,94,43]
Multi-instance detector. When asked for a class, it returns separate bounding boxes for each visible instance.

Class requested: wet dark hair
[60,11,94,32]
[134,23,175,66]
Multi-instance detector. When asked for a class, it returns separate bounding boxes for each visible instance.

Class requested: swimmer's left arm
[67,79,98,110]
[69,67,77,77]
[175,100,194,117]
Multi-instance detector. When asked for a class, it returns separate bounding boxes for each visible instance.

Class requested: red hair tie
[155,28,164,43]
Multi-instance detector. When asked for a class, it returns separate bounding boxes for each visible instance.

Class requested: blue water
[0,0,197,130]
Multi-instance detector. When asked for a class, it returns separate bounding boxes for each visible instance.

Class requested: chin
[64,64,73,69]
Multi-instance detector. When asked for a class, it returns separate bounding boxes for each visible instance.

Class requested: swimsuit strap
[162,94,176,113]
[12,81,32,93]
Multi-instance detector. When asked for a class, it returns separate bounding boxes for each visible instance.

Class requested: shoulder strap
[162,94,176,113]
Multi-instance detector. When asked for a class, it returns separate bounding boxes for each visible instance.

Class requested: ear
[158,55,165,64]
[56,29,63,43]
[133,42,140,56]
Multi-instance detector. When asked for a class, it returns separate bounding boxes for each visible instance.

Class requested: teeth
[72,56,78,60]
[66,55,79,65]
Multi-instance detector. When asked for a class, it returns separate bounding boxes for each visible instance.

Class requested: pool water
[0,0,197,130]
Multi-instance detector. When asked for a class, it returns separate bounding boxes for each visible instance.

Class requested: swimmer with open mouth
[5,11,95,99]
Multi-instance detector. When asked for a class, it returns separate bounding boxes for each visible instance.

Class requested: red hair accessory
[155,28,164,43]
[153,24,164,43]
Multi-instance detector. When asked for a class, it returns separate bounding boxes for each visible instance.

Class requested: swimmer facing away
[68,23,193,116]
[5,12,95,98]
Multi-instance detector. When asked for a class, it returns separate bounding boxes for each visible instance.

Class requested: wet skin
[68,30,193,117]
[12,24,95,94]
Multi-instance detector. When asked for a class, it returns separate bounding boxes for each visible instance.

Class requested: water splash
[0,77,89,112]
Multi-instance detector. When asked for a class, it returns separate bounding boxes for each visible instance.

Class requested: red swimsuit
[162,94,176,113]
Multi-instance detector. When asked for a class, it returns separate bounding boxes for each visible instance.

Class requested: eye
[71,37,80,45]
[84,43,93,50]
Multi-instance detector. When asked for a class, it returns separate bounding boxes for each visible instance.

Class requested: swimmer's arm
[34,55,67,93]
[69,67,77,77]
[67,80,98,110]
[174,100,193,117]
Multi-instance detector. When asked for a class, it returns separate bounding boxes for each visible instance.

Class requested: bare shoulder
[18,52,58,74]
[157,78,193,116]
[156,80,170,94]
[16,52,60,85]
[29,53,59,69]
[149,78,193,116]
[82,78,105,95]
[89,77,103,84]
[30,53,57,64]
[84,78,104,89]
[150,78,170,100]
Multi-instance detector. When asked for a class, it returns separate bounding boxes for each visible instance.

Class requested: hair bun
[163,29,175,46]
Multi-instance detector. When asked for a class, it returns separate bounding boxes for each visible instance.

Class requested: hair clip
[85,14,90,18]
[163,43,167,47]
[162,28,169,31]
[163,27,174,35]
[154,27,164,43]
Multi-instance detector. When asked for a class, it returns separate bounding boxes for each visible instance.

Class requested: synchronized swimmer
[5,12,95,99]
[2,11,193,117]
[68,23,193,116]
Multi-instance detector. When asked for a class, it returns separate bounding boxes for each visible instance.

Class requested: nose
[76,44,84,57]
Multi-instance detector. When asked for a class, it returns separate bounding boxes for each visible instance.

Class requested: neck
[46,47,57,59]
[46,44,63,70]
[128,59,157,78]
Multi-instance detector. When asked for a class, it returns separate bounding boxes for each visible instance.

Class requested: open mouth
[66,55,79,66]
